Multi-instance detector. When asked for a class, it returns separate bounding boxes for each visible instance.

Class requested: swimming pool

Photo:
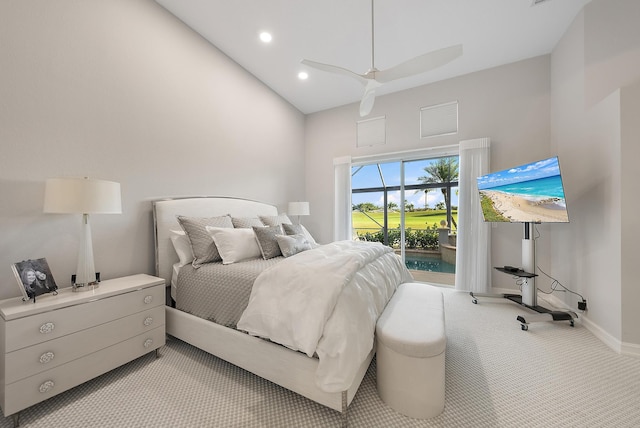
[404,253,456,273]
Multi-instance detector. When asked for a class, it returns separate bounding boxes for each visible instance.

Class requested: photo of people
[12,258,58,301]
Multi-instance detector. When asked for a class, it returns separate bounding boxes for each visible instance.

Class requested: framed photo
[11,258,59,302]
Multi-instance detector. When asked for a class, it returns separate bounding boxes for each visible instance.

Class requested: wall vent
[420,101,458,139]
[356,116,386,147]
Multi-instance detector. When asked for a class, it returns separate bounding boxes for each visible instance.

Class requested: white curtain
[333,156,352,241]
[455,138,491,292]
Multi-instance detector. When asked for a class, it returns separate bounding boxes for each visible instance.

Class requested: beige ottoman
[376,282,446,419]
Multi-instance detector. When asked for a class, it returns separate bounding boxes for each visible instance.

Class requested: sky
[476,156,560,190]
[351,158,459,210]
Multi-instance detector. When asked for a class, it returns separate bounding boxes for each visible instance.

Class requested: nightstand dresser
[0,274,165,425]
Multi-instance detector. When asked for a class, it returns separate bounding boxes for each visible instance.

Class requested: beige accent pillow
[252,225,284,259]
[259,213,292,227]
[231,216,264,228]
[276,234,312,258]
[283,223,319,248]
[177,215,233,267]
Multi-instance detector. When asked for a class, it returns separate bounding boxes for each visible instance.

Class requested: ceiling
[154,0,591,115]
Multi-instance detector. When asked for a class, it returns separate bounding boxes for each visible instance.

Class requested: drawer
[5,305,165,384]
[2,326,165,416]
[4,284,164,352]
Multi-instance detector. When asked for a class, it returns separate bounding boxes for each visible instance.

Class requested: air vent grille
[420,101,458,139]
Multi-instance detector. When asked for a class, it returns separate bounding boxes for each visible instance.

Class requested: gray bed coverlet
[176,257,283,328]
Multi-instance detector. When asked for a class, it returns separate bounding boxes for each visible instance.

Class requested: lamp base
[71,273,100,292]
[72,282,100,292]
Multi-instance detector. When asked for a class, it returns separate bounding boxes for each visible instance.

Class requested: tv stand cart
[470,222,577,330]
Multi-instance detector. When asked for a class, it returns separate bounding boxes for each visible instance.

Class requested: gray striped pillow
[231,216,264,228]
[177,215,233,267]
[253,225,284,259]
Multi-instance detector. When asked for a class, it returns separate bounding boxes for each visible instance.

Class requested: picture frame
[11,258,59,302]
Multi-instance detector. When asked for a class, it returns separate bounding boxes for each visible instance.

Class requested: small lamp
[288,201,310,225]
[44,177,122,291]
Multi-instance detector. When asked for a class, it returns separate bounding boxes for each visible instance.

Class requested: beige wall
[0,0,306,300]
[620,81,640,349]
[305,55,553,292]
[551,0,640,351]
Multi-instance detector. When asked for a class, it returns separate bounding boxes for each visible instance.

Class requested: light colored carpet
[3,288,640,427]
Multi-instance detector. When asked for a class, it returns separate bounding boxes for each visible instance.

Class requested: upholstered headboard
[152,196,278,286]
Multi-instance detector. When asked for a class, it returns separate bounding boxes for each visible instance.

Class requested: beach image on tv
[476,156,569,223]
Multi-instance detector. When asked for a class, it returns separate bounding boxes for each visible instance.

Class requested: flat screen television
[476,156,569,223]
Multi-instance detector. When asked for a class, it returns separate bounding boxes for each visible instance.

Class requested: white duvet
[237,240,413,393]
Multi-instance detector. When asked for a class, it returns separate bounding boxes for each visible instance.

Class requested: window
[351,155,459,284]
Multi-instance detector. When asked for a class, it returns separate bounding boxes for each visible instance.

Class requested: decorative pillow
[259,213,292,227]
[282,223,303,235]
[276,234,312,258]
[170,230,193,267]
[177,215,233,267]
[252,225,284,259]
[283,223,319,248]
[205,226,262,264]
[231,216,264,229]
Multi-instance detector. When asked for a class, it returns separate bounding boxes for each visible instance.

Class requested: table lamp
[44,177,122,291]
[288,201,310,225]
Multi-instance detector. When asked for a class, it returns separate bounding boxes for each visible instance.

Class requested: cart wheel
[472,299,478,304]
[521,324,528,331]
[570,320,574,327]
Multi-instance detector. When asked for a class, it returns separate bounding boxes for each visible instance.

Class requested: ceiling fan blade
[301,59,368,83]
[375,44,463,83]
[359,80,382,117]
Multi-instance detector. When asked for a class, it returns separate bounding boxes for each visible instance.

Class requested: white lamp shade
[44,178,122,214]
[288,201,310,216]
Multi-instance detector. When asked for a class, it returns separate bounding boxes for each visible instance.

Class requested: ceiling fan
[301,0,463,117]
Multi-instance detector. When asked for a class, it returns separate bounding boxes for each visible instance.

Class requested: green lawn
[352,210,458,232]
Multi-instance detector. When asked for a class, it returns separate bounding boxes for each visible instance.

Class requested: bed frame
[153,196,372,425]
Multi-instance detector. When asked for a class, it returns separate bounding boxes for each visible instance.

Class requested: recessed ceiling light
[298,71,309,80]
[259,32,272,43]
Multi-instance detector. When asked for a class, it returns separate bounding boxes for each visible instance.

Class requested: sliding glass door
[351,155,459,285]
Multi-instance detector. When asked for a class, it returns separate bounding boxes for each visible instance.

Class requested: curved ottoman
[375,282,446,419]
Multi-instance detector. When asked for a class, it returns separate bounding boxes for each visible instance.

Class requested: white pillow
[205,226,262,264]
[275,234,312,258]
[301,225,320,248]
[170,230,193,267]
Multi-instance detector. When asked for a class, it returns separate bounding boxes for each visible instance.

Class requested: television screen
[476,156,569,223]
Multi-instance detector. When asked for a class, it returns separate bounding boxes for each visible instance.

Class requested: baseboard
[539,292,640,359]
[467,288,640,359]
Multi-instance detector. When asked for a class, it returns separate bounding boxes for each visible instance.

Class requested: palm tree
[404,200,414,212]
[417,157,459,227]
[413,188,432,209]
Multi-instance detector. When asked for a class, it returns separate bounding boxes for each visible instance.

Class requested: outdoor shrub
[357,224,440,250]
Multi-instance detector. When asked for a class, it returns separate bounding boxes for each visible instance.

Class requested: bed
[153,196,412,424]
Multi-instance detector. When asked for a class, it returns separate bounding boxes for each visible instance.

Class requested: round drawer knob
[39,322,55,334]
[39,351,55,364]
[143,317,153,326]
[39,380,55,393]
[143,338,153,348]
[143,295,153,304]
